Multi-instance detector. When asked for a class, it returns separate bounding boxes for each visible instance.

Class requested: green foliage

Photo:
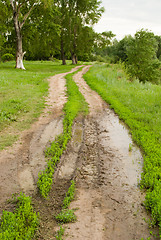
[55,225,65,240]
[95,31,115,49]
[23,3,61,61]
[55,209,76,223]
[55,180,76,223]
[37,68,88,198]
[0,193,39,240]
[56,0,104,64]
[126,29,161,83]
[62,180,75,209]
[1,53,14,62]
[84,64,161,235]
[145,182,161,238]
[155,35,161,60]
[1,0,104,63]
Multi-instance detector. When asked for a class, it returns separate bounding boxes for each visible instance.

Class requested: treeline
[1,0,114,68]
[95,29,161,83]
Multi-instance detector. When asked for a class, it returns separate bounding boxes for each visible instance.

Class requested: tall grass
[0,61,75,150]
[84,64,161,237]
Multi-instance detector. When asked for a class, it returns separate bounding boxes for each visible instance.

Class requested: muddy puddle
[99,109,143,187]
[62,66,159,240]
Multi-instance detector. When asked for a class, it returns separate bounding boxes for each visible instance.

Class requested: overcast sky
[94,0,161,40]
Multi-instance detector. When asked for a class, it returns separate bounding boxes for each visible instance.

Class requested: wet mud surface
[0,66,81,205]
[0,66,159,239]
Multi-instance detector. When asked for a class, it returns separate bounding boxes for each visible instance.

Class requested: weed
[0,193,39,239]
[129,143,133,151]
[56,209,77,223]
[62,180,75,209]
[55,225,65,240]
[55,180,76,238]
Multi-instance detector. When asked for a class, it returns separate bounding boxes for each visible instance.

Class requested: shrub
[126,29,161,83]
[1,53,14,62]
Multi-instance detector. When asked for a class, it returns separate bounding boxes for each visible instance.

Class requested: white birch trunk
[10,0,34,70]
[16,51,26,70]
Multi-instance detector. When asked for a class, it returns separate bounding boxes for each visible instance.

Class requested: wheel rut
[0,65,159,239]
[61,66,159,240]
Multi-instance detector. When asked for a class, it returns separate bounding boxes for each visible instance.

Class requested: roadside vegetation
[0,61,76,150]
[84,64,161,237]
[37,68,88,198]
[56,180,76,224]
[0,193,39,239]
[55,180,76,239]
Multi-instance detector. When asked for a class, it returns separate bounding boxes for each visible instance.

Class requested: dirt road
[0,66,159,239]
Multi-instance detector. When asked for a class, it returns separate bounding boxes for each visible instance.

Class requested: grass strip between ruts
[55,180,76,239]
[84,64,161,237]
[0,65,88,240]
[37,67,88,198]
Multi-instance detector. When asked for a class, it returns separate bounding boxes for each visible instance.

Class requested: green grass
[37,68,88,198]
[0,61,76,150]
[55,225,65,240]
[55,209,76,223]
[62,180,75,210]
[55,180,76,239]
[84,64,161,237]
[0,193,39,240]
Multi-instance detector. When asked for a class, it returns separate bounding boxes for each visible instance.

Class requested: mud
[0,65,82,205]
[63,66,159,239]
[0,65,159,239]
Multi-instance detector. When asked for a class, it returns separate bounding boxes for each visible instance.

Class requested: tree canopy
[0,0,105,67]
[126,29,161,83]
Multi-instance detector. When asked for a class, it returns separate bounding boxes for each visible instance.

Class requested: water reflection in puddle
[100,109,143,187]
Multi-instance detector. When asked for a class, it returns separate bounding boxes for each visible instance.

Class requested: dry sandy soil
[0,66,159,239]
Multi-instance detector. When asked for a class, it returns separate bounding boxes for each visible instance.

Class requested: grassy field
[0,61,77,150]
[84,64,161,236]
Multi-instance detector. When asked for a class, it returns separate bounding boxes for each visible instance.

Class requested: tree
[95,31,115,49]
[0,0,55,69]
[77,26,95,61]
[155,35,161,61]
[22,3,60,60]
[0,0,12,60]
[126,29,161,83]
[10,0,39,69]
[57,0,104,64]
[93,31,115,62]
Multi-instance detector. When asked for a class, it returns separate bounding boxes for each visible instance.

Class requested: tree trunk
[75,55,78,64]
[72,25,77,65]
[13,9,25,70]
[16,35,25,70]
[71,52,76,64]
[61,36,66,65]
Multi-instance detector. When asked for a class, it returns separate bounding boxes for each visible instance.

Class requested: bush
[126,29,161,83]
[1,53,14,62]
